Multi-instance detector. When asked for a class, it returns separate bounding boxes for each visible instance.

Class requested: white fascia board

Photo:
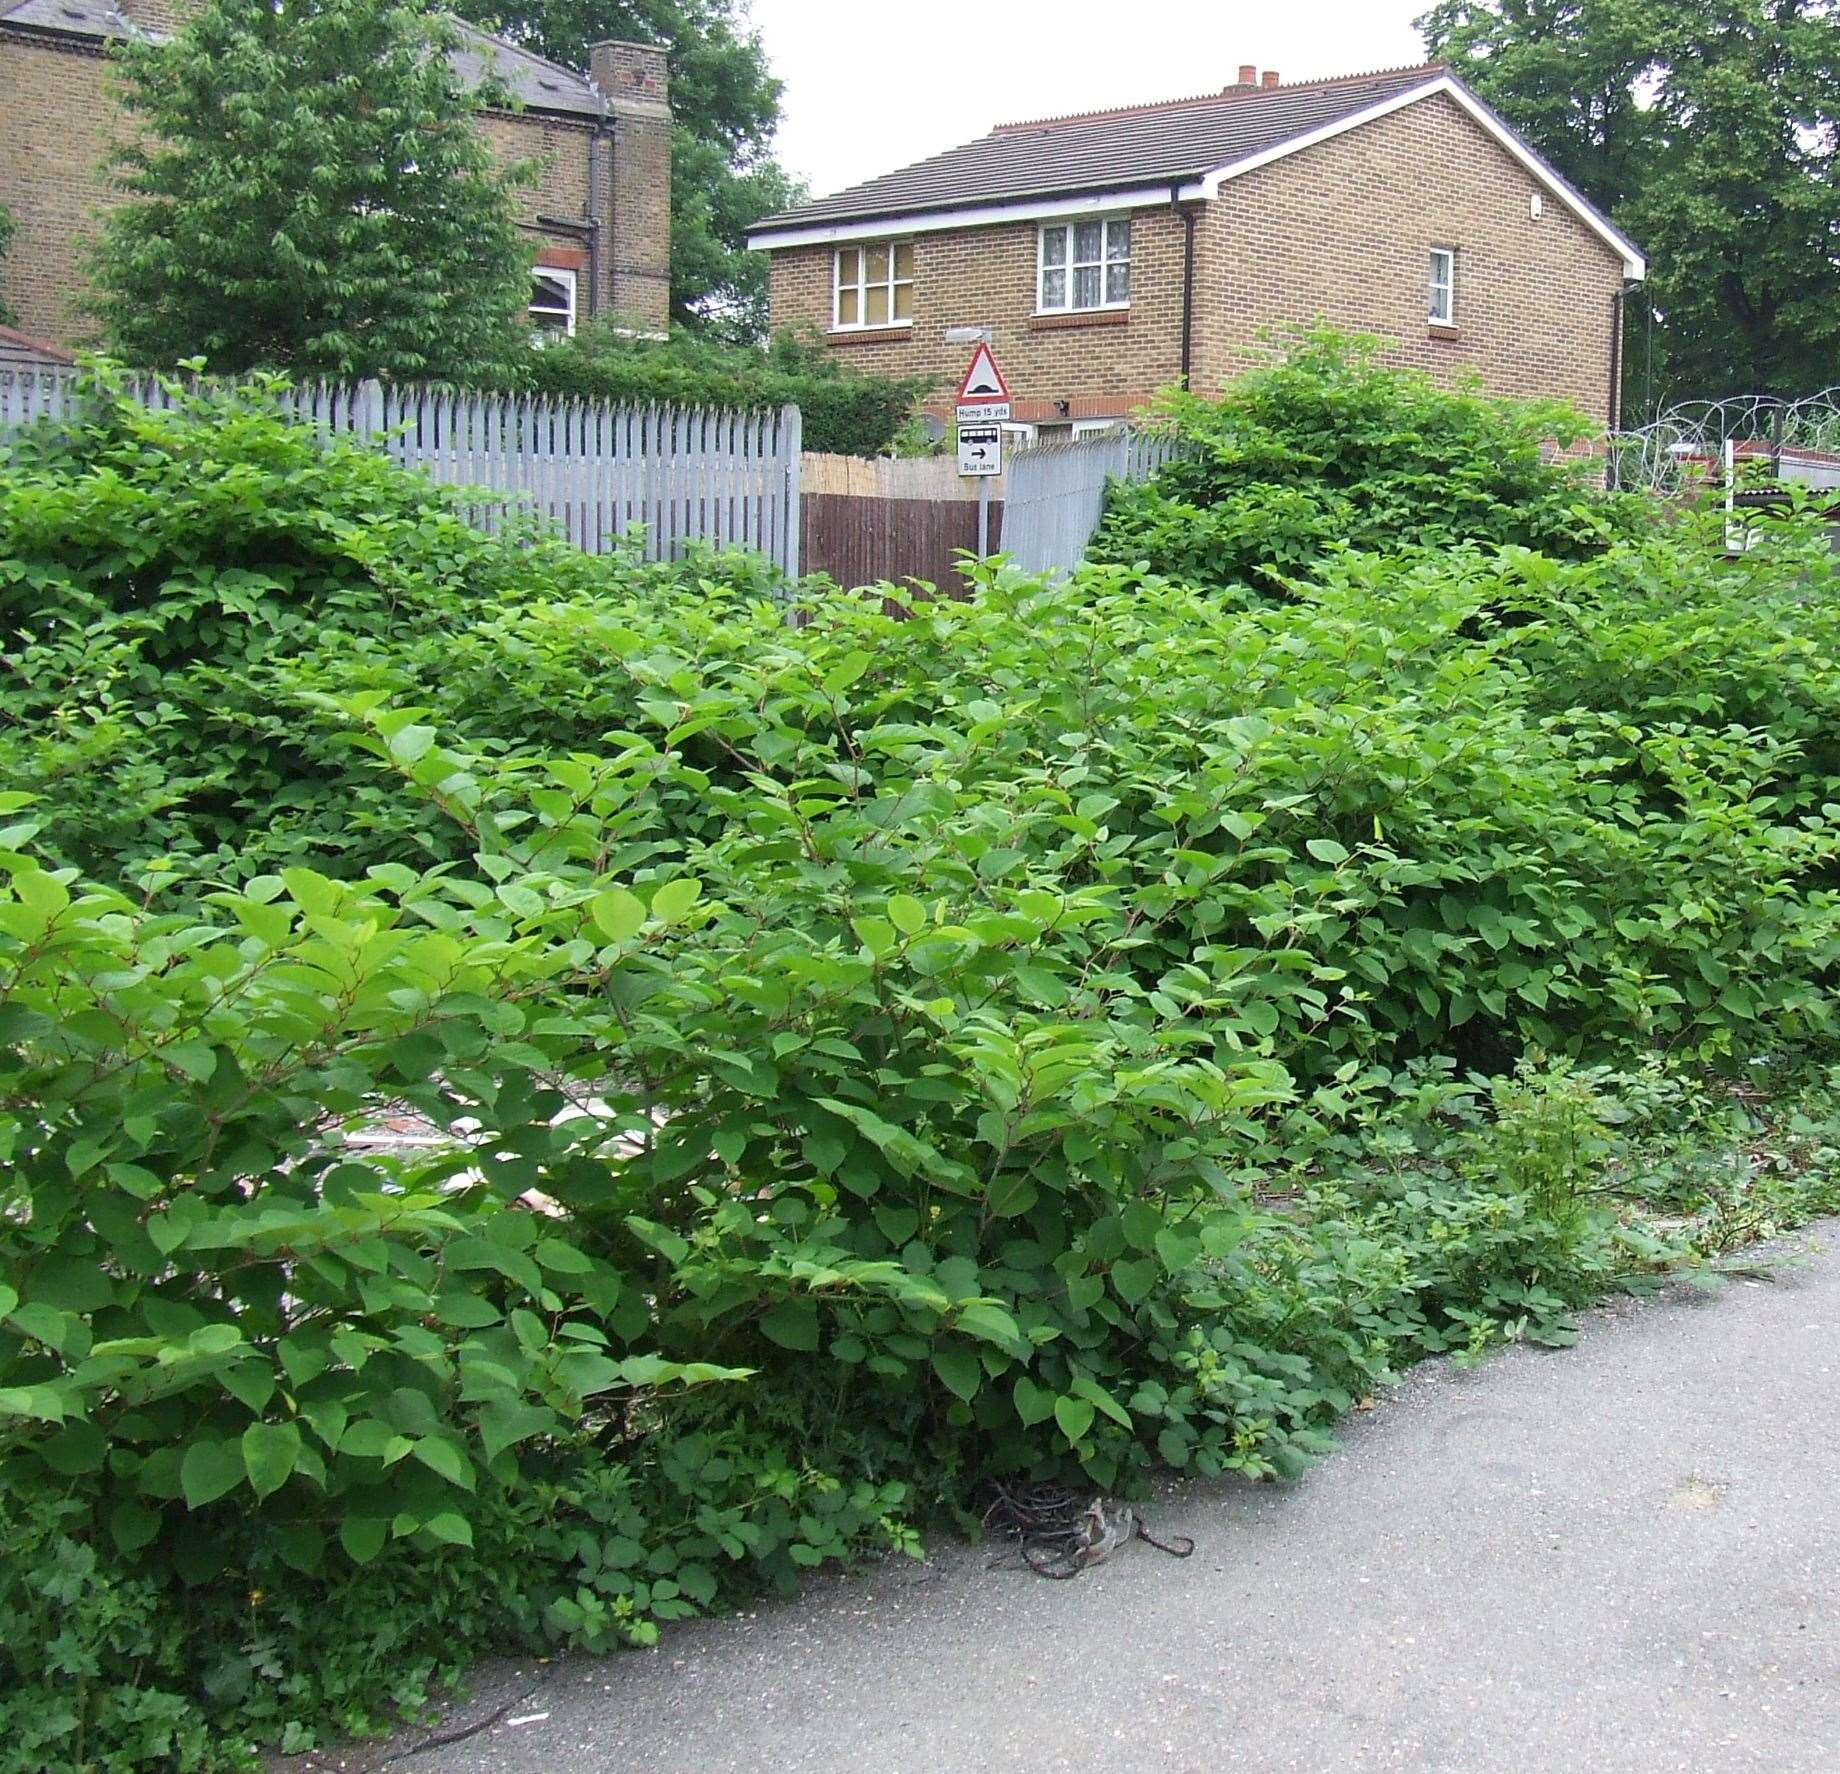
[1198,74,1645,281]
[746,184,1198,252]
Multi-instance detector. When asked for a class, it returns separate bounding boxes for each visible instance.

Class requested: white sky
[747,0,1433,200]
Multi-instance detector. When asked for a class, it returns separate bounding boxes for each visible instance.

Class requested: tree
[95,0,534,381]
[0,204,17,328]
[449,0,802,335]
[1419,0,1840,404]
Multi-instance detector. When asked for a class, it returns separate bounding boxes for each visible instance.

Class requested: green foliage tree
[0,203,17,328]
[449,0,802,334]
[1419,0,1840,404]
[94,0,534,381]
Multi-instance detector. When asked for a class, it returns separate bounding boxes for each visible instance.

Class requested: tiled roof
[753,64,1447,233]
[0,322,77,365]
[0,0,604,116]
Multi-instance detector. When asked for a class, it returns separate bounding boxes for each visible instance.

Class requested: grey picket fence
[0,370,803,574]
[999,429,1188,577]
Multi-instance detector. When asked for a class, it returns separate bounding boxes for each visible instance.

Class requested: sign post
[954,342,1011,562]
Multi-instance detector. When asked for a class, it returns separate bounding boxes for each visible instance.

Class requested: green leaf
[110,1501,162,1555]
[590,886,647,943]
[535,1236,594,1275]
[241,1422,301,1500]
[1305,838,1350,865]
[38,1421,108,1476]
[1070,1373,1133,1428]
[930,1345,982,1402]
[181,1439,246,1509]
[822,649,872,695]
[954,1300,1026,1353]
[422,1511,475,1548]
[1053,1395,1096,1445]
[887,893,927,936]
[340,1517,389,1565]
[411,1436,476,1492]
[0,1385,68,1425]
[759,1299,820,1352]
[1013,1375,1055,1426]
[1111,1257,1160,1305]
[650,877,703,925]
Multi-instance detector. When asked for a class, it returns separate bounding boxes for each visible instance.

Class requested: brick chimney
[1261,69,1280,87]
[1236,63,1257,85]
[589,40,672,334]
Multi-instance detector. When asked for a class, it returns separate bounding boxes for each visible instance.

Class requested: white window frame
[1428,246,1456,325]
[832,240,914,331]
[531,266,578,339]
[1036,215,1132,315]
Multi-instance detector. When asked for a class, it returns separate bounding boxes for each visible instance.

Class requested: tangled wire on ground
[982,1482,1196,1580]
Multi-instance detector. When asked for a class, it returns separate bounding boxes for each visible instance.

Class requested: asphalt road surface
[376,1224,1839,1774]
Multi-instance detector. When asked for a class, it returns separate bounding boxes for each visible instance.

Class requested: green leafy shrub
[518,323,930,457]
[7,364,1840,1764]
[1088,330,1648,593]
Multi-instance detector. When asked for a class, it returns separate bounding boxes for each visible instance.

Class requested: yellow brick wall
[1192,90,1621,416]
[765,88,1628,427]
[0,25,671,347]
[0,35,120,346]
[767,209,1190,423]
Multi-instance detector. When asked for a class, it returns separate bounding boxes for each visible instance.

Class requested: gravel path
[384,1224,1840,1774]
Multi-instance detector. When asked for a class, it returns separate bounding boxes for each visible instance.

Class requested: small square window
[1429,247,1456,325]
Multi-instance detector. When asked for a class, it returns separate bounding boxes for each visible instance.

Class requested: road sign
[955,342,1011,423]
[957,423,1002,477]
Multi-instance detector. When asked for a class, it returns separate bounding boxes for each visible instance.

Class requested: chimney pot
[1261,69,1280,87]
[1237,63,1257,85]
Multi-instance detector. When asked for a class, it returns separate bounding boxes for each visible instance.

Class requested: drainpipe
[1171,182,1197,389]
[1606,283,1627,487]
[586,121,611,319]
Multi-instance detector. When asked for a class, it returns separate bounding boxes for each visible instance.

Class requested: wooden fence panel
[801,492,1002,598]
[0,371,804,575]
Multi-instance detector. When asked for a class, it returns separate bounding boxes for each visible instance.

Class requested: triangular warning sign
[956,343,1011,406]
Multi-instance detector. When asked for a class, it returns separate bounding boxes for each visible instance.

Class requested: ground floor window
[531,267,578,338]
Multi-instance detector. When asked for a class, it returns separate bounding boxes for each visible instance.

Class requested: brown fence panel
[801,492,1002,598]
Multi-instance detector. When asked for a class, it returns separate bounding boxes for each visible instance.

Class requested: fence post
[780,402,802,578]
[357,378,385,441]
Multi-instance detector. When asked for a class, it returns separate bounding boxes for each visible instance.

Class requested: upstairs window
[531,267,578,338]
[834,242,914,328]
[1428,247,1456,324]
[1038,216,1131,313]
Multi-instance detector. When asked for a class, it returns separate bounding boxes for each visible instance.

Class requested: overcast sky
[747,0,1435,200]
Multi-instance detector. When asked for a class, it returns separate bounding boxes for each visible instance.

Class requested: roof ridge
[990,61,1446,134]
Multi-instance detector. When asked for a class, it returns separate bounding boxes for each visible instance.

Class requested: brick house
[749,63,1646,440]
[0,0,672,349]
